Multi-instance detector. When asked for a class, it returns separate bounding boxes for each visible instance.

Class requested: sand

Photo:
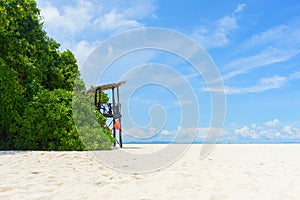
[1,144,300,199]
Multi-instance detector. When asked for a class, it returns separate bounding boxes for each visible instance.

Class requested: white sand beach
[1,144,300,199]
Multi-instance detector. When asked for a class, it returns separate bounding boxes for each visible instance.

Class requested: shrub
[14,89,85,150]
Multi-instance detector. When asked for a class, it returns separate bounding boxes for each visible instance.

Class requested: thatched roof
[86,81,127,94]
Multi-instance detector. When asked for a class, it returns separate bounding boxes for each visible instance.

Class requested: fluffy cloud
[232,119,300,142]
[39,0,94,35]
[73,40,98,67]
[234,126,259,139]
[123,119,300,143]
[192,3,245,49]
[38,0,156,35]
[36,0,157,65]
[282,125,299,135]
[94,9,142,32]
[265,118,280,127]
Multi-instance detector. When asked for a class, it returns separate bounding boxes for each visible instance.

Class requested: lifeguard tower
[86,81,126,148]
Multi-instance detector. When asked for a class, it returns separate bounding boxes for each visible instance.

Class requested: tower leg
[116,86,122,148]
[113,119,116,147]
[119,125,122,148]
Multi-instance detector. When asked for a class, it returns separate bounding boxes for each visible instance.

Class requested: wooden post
[117,86,122,148]
[112,87,115,111]
[94,89,98,108]
[98,89,102,111]
[112,87,116,147]
[99,89,101,107]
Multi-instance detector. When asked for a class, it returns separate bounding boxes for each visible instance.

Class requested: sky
[36,0,300,143]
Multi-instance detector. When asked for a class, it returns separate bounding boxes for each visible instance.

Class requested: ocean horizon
[123,141,300,144]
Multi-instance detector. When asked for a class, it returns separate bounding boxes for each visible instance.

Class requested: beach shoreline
[1,144,300,199]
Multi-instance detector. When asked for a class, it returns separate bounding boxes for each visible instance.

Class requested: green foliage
[0,61,21,149]
[73,81,114,150]
[0,0,114,150]
[0,0,43,101]
[14,89,85,150]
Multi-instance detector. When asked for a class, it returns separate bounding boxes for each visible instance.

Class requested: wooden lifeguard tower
[86,81,126,148]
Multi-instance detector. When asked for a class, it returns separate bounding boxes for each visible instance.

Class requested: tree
[14,89,85,150]
[0,0,114,150]
[0,61,21,149]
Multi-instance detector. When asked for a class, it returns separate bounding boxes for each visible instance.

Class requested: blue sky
[37,0,300,143]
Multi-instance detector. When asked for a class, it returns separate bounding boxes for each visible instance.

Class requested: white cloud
[39,0,155,35]
[223,47,299,80]
[223,20,300,80]
[37,0,157,65]
[265,118,280,127]
[204,75,287,94]
[206,69,300,95]
[282,125,300,136]
[251,124,257,128]
[192,3,245,49]
[73,40,98,67]
[233,3,245,15]
[246,76,287,92]
[234,126,259,139]
[248,25,288,46]
[161,129,170,135]
[124,120,300,143]
[282,125,294,134]
[247,24,300,49]
[123,126,225,143]
[94,9,142,32]
[40,0,93,35]
[232,119,300,141]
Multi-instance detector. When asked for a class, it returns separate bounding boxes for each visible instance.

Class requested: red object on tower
[114,121,120,130]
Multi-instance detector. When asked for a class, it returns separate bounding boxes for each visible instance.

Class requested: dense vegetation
[0,0,113,150]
